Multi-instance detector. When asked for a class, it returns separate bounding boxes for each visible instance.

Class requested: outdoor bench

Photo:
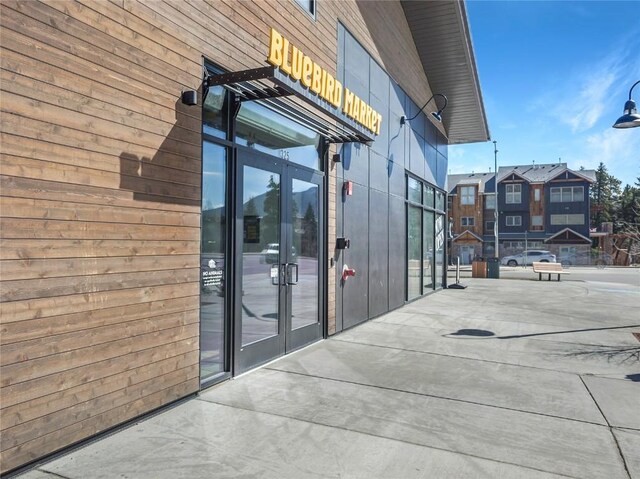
[532,262,569,281]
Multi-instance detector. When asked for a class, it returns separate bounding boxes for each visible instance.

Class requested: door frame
[232,147,325,375]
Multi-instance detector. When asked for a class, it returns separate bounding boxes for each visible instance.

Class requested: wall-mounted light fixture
[181,90,198,106]
[332,153,341,163]
[613,80,640,129]
[400,93,448,126]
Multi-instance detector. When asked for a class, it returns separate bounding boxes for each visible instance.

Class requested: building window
[485,220,495,232]
[424,185,435,208]
[550,186,584,203]
[550,214,585,225]
[294,0,316,17]
[436,191,445,211]
[528,241,543,248]
[460,186,475,205]
[506,184,522,204]
[534,188,541,201]
[506,215,522,226]
[407,176,445,299]
[408,177,422,204]
[531,215,543,227]
[461,217,475,227]
[485,194,496,210]
[504,241,524,249]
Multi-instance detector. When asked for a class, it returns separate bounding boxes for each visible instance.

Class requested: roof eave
[401,0,490,145]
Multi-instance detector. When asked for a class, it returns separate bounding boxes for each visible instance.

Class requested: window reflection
[200,142,227,381]
[203,85,228,140]
[236,101,321,170]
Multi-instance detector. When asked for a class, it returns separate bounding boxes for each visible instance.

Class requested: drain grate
[633,332,640,342]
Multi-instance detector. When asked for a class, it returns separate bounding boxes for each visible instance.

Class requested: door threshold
[233,338,325,380]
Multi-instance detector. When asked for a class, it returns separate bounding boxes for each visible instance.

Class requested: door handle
[286,263,299,285]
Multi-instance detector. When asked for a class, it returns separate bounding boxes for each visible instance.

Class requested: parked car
[261,243,280,264]
[260,243,297,264]
[501,250,556,266]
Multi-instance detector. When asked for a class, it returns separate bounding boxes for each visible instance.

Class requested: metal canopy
[207,67,374,144]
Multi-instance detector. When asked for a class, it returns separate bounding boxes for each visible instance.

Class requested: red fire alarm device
[342,264,356,281]
[343,180,353,196]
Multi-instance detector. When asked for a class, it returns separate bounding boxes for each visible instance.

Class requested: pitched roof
[448,171,495,194]
[452,230,483,242]
[448,163,597,192]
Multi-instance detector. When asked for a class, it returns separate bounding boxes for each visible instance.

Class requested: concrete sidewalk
[18,277,640,479]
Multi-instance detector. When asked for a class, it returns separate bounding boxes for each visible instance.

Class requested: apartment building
[448,163,595,264]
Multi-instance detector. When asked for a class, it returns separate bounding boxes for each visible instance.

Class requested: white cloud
[581,128,640,184]
[537,37,640,134]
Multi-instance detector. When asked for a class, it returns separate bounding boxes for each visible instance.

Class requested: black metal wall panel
[342,143,369,187]
[388,195,406,309]
[389,159,405,198]
[370,150,389,194]
[409,130,425,178]
[369,189,390,318]
[342,182,370,329]
[424,142,438,185]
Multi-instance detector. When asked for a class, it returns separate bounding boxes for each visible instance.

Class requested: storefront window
[407,176,444,300]
[236,101,322,171]
[200,142,227,382]
[435,214,445,289]
[436,191,445,211]
[408,205,422,299]
[408,177,421,204]
[424,185,435,208]
[423,210,435,292]
[203,85,228,140]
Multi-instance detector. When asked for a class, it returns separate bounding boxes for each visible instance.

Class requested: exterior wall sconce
[400,93,448,126]
[332,153,341,163]
[181,90,198,106]
[613,80,640,129]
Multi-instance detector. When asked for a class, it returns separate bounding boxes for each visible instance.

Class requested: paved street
[18,273,640,479]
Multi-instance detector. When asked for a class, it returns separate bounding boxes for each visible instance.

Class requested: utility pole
[493,141,499,259]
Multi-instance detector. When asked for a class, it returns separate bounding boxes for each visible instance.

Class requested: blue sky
[449,1,640,187]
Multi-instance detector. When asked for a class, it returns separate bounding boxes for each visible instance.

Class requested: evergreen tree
[244,196,258,216]
[301,203,318,257]
[261,175,280,248]
[590,162,621,228]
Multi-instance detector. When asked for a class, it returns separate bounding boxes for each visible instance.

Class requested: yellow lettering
[370,112,378,133]
[311,62,322,94]
[290,46,303,81]
[320,69,327,99]
[376,113,382,135]
[301,57,313,88]
[267,28,283,67]
[333,81,343,108]
[352,97,361,122]
[359,100,367,127]
[364,105,373,130]
[343,89,354,116]
[281,38,292,75]
[325,75,335,106]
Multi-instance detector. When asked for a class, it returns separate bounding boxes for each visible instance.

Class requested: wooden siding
[451,185,483,237]
[530,185,544,231]
[0,0,434,473]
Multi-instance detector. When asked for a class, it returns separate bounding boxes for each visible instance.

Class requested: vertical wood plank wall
[0,0,434,473]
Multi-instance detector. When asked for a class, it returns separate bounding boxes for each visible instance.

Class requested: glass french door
[234,149,323,374]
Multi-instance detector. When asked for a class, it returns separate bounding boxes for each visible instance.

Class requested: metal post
[456,256,460,284]
[493,141,499,259]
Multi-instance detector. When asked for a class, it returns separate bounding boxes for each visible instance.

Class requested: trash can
[487,257,500,279]
[471,258,487,278]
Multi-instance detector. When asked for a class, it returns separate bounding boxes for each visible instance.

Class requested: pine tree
[590,162,621,229]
